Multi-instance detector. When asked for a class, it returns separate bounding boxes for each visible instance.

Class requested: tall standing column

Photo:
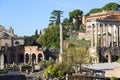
[95,24,98,47]
[118,25,120,46]
[36,54,38,64]
[100,24,103,47]
[116,25,119,47]
[24,54,26,64]
[29,54,31,64]
[106,24,108,47]
[91,24,94,47]
[59,24,63,62]
[111,25,114,47]
[0,54,4,69]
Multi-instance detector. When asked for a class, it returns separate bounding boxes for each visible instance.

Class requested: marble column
[95,24,98,47]
[24,54,26,64]
[100,24,103,47]
[118,26,120,46]
[29,54,31,64]
[116,25,119,47]
[0,54,4,69]
[59,24,63,62]
[111,25,114,47]
[36,54,38,64]
[91,24,94,47]
[106,24,108,47]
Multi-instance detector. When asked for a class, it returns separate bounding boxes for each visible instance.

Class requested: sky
[0,0,119,36]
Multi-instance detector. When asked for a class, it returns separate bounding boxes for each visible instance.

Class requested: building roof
[83,62,120,71]
[86,10,120,22]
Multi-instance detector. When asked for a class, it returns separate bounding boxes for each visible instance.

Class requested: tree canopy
[89,8,102,14]
[62,46,89,73]
[88,2,119,14]
[49,10,63,25]
[102,2,119,10]
[37,25,60,49]
[69,9,83,29]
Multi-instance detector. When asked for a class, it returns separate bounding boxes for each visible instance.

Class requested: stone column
[24,54,26,64]
[95,24,98,47]
[118,26,120,46]
[36,54,38,64]
[108,55,112,63]
[106,24,108,47]
[91,24,94,47]
[59,24,63,62]
[100,24,103,47]
[116,25,119,47]
[29,54,31,64]
[0,54,4,69]
[111,25,114,47]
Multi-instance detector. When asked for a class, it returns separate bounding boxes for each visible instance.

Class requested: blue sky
[0,0,119,36]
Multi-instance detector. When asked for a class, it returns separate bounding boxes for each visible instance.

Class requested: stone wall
[105,67,120,78]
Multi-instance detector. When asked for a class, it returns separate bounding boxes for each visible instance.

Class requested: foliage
[43,65,53,78]
[37,25,60,49]
[89,8,102,14]
[24,29,40,46]
[111,76,116,80]
[102,2,119,10]
[24,35,35,46]
[70,37,91,47]
[69,9,83,29]
[62,46,89,73]
[88,2,119,15]
[69,9,83,19]
[43,64,65,78]
[62,18,70,27]
[39,58,55,70]
[79,24,86,32]
[49,10,63,25]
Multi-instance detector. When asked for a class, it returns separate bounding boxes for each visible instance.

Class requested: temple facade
[84,10,120,63]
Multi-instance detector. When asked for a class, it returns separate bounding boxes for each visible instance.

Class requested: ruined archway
[32,53,36,63]
[25,53,29,64]
[19,53,24,63]
[38,53,42,63]
[4,54,7,63]
[9,53,15,64]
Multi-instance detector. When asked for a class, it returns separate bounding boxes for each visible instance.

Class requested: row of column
[91,23,120,48]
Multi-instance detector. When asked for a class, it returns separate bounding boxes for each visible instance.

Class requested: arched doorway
[25,53,29,64]
[4,54,7,63]
[38,53,42,63]
[19,53,24,63]
[32,53,36,64]
[9,53,15,64]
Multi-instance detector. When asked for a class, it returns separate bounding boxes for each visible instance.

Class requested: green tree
[35,29,39,39]
[37,25,60,49]
[62,46,89,73]
[62,18,70,27]
[24,30,40,46]
[39,58,55,70]
[89,8,102,14]
[49,10,63,25]
[43,64,65,78]
[102,2,119,10]
[24,35,35,46]
[69,9,83,29]
[111,76,116,80]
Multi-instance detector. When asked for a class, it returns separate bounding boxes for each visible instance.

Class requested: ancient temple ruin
[0,25,24,69]
[85,10,120,63]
